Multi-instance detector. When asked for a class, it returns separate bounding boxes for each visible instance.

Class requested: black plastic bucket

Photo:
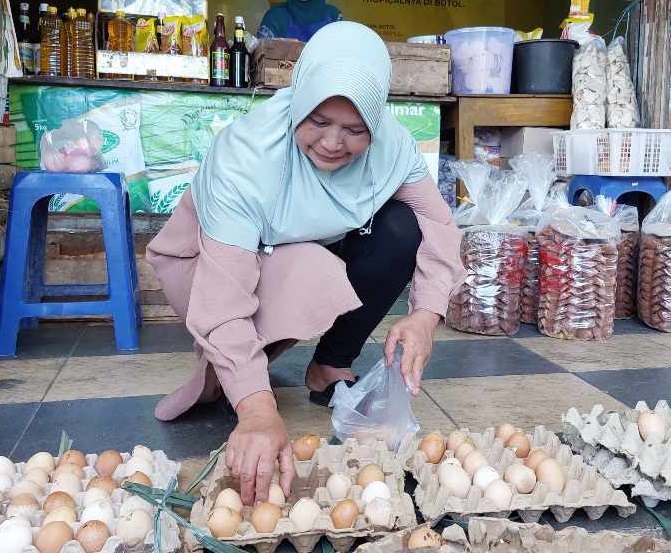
[512,39,579,94]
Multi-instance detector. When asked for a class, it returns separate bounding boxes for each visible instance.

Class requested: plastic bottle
[17,3,33,75]
[40,6,61,76]
[210,13,230,87]
[230,16,247,88]
[60,7,76,77]
[107,10,133,79]
[72,8,95,78]
[33,3,48,74]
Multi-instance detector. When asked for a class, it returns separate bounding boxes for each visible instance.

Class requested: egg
[52,472,81,496]
[125,456,154,478]
[59,449,87,468]
[268,483,286,506]
[120,495,153,516]
[356,464,384,487]
[484,480,513,510]
[408,527,443,550]
[10,478,42,498]
[207,506,242,538]
[35,521,75,553]
[43,491,76,514]
[24,451,55,474]
[52,461,86,481]
[0,516,33,553]
[454,441,476,463]
[293,434,320,461]
[495,424,517,443]
[0,456,16,477]
[215,488,243,512]
[440,457,462,468]
[7,493,40,518]
[95,450,124,477]
[330,499,359,529]
[536,458,565,494]
[81,500,115,527]
[364,497,392,527]
[326,473,351,501]
[87,475,118,494]
[24,467,49,487]
[638,411,666,443]
[462,451,488,476]
[0,473,13,493]
[504,464,537,494]
[289,497,322,533]
[361,481,391,505]
[250,502,282,533]
[419,433,446,464]
[117,508,153,547]
[473,466,501,490]
[77,520,111,553]
[446,430,469,452]
[123,471,152,487]
[131,445,154,463]
[524,449,549,471]
[505,432,531,458]
[84,487,111,508]
[437,464,471,498]
[42,505,77,526]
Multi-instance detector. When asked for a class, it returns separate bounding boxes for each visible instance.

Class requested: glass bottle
[229,15,247,88]
[210,13,230,87]
[17,3,34,75]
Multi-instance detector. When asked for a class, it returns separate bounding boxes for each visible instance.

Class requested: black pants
[312,199,422,368]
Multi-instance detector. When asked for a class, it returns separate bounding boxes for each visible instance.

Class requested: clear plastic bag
[537,206,621,340]
[571,39,607,130]
[330,354,419,452]
[638,192,671,332]
[606,37,640,129]
[450,160,492,226]
[40,119,104,173]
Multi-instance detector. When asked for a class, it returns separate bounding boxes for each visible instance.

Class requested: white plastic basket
[553,129,671,177]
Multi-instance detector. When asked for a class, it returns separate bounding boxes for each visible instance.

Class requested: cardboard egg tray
[355,517,671,553]
[563,401,671,507]
[186,437,417,553]
[0,448,181,553]
[398,426,635,524]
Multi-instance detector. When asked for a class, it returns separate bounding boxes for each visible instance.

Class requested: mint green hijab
[191,21,428,252]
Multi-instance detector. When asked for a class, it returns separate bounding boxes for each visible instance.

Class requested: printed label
[211,50,230,81]
[235,29,244,39]
[19,41,34,73]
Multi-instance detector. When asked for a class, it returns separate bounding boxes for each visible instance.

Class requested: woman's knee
[374,199,422,256]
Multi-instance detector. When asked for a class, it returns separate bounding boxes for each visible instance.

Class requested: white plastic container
[407,35,443,44]
[444,27,515,94]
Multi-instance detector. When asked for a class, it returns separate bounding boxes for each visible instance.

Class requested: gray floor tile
[0,402,40,457]
[10,323,85,359]
[72,323,194,357]
[577,368,671,408]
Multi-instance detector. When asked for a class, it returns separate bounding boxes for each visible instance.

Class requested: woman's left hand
[384,309,441,396]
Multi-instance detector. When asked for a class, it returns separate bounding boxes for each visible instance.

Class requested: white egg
[0,516,33,553]
[23,452,55,474]
[125,456,154,478]
[638,411,666,443]
[214,488,243,512]
[439,457,462,468]
[364,497,393,527]
[24,467,49,487]
[289,497,321,533]
[81,500,115,527]
[84,487,111,508]
[473,466,501,490]
[120,495,154,516]
[0,473,13,493]
[361,481,391,505]
[52,472,81,496]
[131,445,154,463]
[325,473,351,501]
[268,483,286,507]
[504,464,537,494]
[0,456,16,478]
[10,479,42,498]
[117,509,153,547]
[437,464,471,499]
[484,480,513,510]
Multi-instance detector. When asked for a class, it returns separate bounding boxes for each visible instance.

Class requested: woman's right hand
[225,391,295,505]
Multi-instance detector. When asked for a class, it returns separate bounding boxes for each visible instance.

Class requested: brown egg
[95,450,123,477]
[446,430,469,452]
[505,432,531,458]
[52,461,86,481]
[43,505,77,526]
[293,434,320,461]
[536,458,565,494]
[419,433,446,464]
[356,464,384,487]
[76,520,111,553]
[43,491,77,514]
[250,502,282,533]
[462,451,488,476]
[59,449,87,468]
[330,499,359,529]
[408,527,443,549]
[123,471,152,487]
[495,424,517,443]
[35,521,75,553]
[7,493,40,518]
[524,449,549,471]
[87,475,118,494]
[207,506,242,538]
[454,441,476,463]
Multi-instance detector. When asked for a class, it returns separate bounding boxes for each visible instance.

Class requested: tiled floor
[2,293,671,538]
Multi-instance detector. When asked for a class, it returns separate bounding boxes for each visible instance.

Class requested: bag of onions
[537,207,620,340]
[638,191,671,332]
[593,196,640,319]
[509,153,556,325]
[448,162,528,336]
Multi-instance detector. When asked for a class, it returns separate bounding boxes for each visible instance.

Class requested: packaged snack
[181,15,208,57]
[160,15,182,54]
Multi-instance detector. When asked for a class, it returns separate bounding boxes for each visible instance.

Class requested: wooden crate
[386,42,451,97]
[250,38,304,89]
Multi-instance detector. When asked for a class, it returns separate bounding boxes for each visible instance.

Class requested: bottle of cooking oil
[72,8,95,78]
[107,10,133,79]
[60,8,76,77]
[40,6,62,76]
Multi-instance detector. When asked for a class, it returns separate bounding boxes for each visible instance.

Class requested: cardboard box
[386,42,451,97]
[500,127,561,157]
[96,51,209,80]
[0,126,16,147]
[251,39,304,89]
[0,146,16,164]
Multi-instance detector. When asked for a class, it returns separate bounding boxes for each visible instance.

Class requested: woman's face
[295,96,371,172]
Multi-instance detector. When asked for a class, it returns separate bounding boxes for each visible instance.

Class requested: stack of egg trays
[397,426,635,524]
[187,437,417,553]
[0,449,181,553]
[563,401,671,507]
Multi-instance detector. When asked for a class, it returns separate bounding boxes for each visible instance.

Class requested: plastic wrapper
[134,17,159,53]
[39,120,104,173]
[606,37,640,128]
[638,192,671,332]
[537,207,621,340]
[160,16,182,54]
[330,355,419,452]
[181,15,208,57]
[571,39,607,129]
[514,28,543,42]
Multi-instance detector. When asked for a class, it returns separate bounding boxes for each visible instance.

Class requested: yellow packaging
[160,15,182,54]
[515,28,543,41]
[134,18,159,53]
[570,0,590,16]
[181,15,209,57]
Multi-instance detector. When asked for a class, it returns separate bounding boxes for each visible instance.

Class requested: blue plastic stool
[0,171,142,357]
[567,175,668,207]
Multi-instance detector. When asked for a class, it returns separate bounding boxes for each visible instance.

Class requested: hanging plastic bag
[330,354,419,451]
[40,119,104,173]
[638,192,671,332]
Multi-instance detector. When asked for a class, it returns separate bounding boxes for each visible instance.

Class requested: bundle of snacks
[448,164,528,336]
[187,436,416,553]
[0,446,181,552]
[537,207,620,340]
[134,18,159,53]
[606,37,640,128]
[638,192,671,332]
[509,154,556,324]
[398,425,635,525]
[571,39,607,129]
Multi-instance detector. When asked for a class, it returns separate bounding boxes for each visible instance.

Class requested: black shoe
[308,377,359,408]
